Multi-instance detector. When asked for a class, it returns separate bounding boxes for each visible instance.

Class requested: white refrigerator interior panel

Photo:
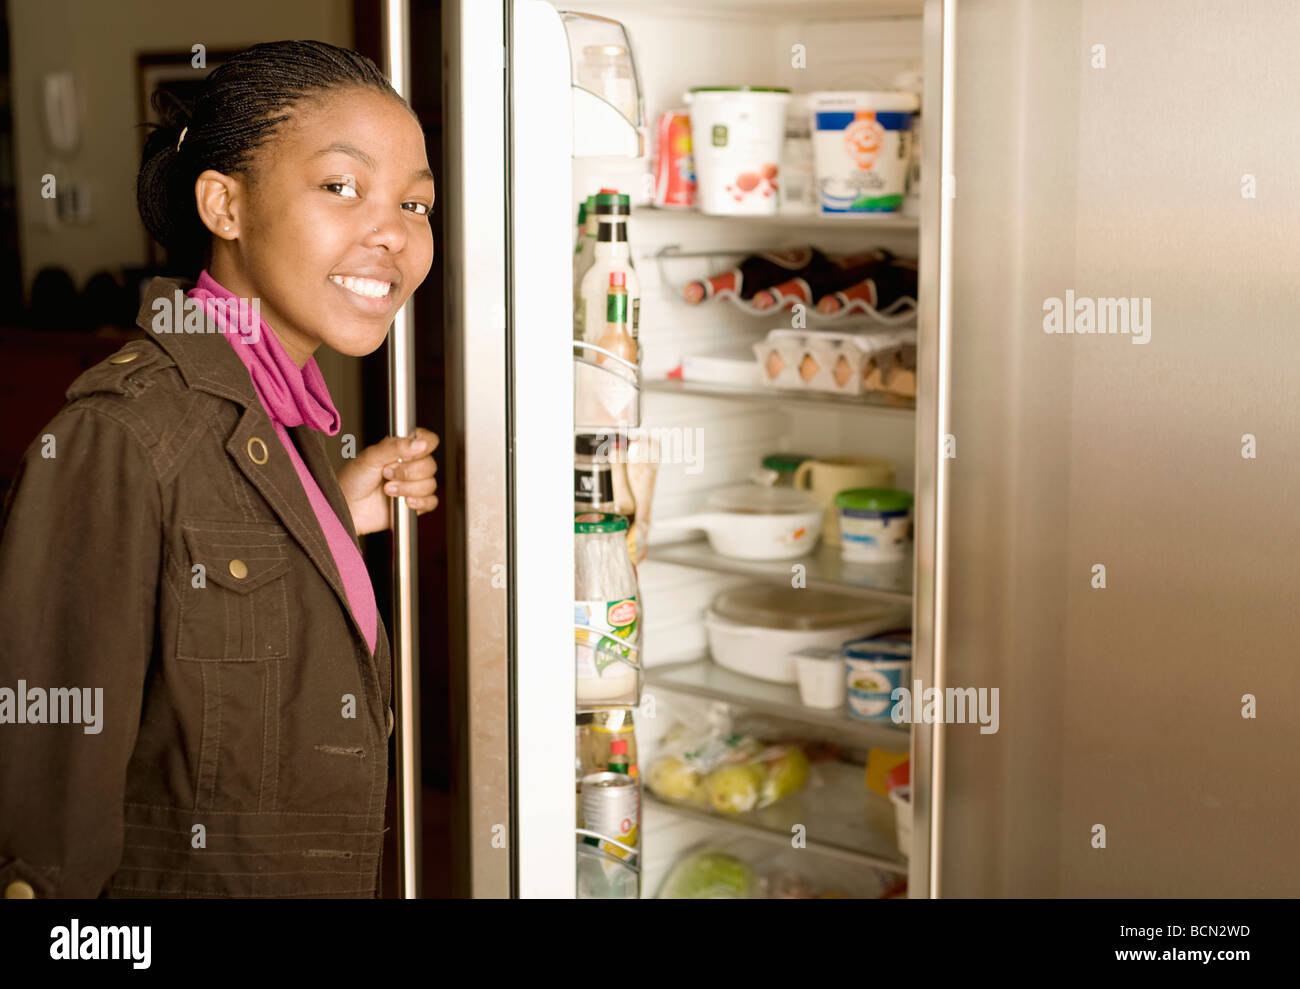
[511,0,579,898]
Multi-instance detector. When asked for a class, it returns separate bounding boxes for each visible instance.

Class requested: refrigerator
[437,0,1300,898]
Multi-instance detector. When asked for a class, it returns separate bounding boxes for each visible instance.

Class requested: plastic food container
[754,327,918,398]
[705,584,908,684]
[835,488,913,562]
[844,630,912,721]
[653,484,822,561]
[793,646,847,708]
[811,91,919,214]
[685,87,790,215]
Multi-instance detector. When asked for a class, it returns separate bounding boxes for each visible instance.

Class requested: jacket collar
[135,276,384,676]
[135,276,261,408]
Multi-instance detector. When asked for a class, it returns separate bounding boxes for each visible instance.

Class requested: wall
[8,0,360,464]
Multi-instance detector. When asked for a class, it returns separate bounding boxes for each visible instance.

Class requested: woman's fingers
[384,476,437,500]
[383,456,437,482]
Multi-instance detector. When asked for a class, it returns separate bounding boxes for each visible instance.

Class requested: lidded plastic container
[705,484,819,515]
[685,86,791,215]
[712,584,890,630]
[833,487,914,562]
[704,583,909,683]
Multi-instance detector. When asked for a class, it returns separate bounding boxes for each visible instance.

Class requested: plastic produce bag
[646,718,812,814]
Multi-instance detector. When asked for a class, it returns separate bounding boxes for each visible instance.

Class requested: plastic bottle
[573,193,601,300]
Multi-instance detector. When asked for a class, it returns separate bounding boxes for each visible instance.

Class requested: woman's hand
[336,428,439,536]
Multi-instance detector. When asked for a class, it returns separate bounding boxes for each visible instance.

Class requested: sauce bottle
[579,191,640,343]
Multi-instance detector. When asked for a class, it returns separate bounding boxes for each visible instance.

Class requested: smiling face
[197,87,434,365]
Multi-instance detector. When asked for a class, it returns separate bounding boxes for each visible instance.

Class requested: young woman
[0,41,438,898]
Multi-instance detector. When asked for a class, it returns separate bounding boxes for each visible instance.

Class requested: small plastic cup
[794,648,846,708]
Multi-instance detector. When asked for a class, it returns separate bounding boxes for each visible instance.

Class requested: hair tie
[176,126,188,151]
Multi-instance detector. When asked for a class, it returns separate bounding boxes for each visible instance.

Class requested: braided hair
[137,40,410,277]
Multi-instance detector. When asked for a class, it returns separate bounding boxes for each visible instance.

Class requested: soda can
[653,110,696,208]
[581,771,639,847]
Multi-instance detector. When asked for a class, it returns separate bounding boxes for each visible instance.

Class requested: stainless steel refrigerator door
[444,0,577,898]
[444,0,512,898]
[927,0,1300,896]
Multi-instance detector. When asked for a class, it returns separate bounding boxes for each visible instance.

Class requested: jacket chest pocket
[179,521,291,661]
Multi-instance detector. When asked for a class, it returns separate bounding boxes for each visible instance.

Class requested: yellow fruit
[649,757,699,802]
[704,764,765,814]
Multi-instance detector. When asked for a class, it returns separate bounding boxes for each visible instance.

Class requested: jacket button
[108,351,139,365]
[247,436,269,465]
[387,706,394,738]
[228,559,248,579]
[4,880,35,898]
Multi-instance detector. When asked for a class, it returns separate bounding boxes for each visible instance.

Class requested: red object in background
[884,759,910,791]
[653,111,695,208]
[0,327,141,493]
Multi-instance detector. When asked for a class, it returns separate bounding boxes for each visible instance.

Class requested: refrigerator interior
[568,0,925,898]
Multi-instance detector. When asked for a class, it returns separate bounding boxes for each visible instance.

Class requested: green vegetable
[657,849,756,899]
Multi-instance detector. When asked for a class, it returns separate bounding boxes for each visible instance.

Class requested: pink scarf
[189,270,378,654]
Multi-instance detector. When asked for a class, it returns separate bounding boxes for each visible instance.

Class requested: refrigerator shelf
[644,376,916,414]
[644,759,908,874]
[648,539,913,604]
[645,657,911,748]
[636,205,920,231]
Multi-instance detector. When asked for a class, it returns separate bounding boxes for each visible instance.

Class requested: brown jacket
[0,276,392,898]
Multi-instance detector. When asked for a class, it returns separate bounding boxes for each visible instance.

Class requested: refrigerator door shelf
[572,86,643,157]
[575,829,641,869]
[574,340,641,431]
[559,10,645,157]
[575,623,643,712]
[575,836,640,899]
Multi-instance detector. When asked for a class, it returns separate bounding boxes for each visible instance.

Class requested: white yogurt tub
[844,631,912,722]
[811,91,919,214]
[834,487,913,563]
[685,87,790,215]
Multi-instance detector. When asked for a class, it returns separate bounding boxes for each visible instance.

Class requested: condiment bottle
[574,433,616,513]
[594,272,638,421]
[608,739,629,775]
[579,191,640,343]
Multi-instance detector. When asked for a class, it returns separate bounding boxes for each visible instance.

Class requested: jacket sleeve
[0,404,162,898]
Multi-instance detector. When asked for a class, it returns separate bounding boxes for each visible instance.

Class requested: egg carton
[753,327,917,397]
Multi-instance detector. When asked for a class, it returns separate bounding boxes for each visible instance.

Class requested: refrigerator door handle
[381,0,423,901]
[913,0,958,900]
